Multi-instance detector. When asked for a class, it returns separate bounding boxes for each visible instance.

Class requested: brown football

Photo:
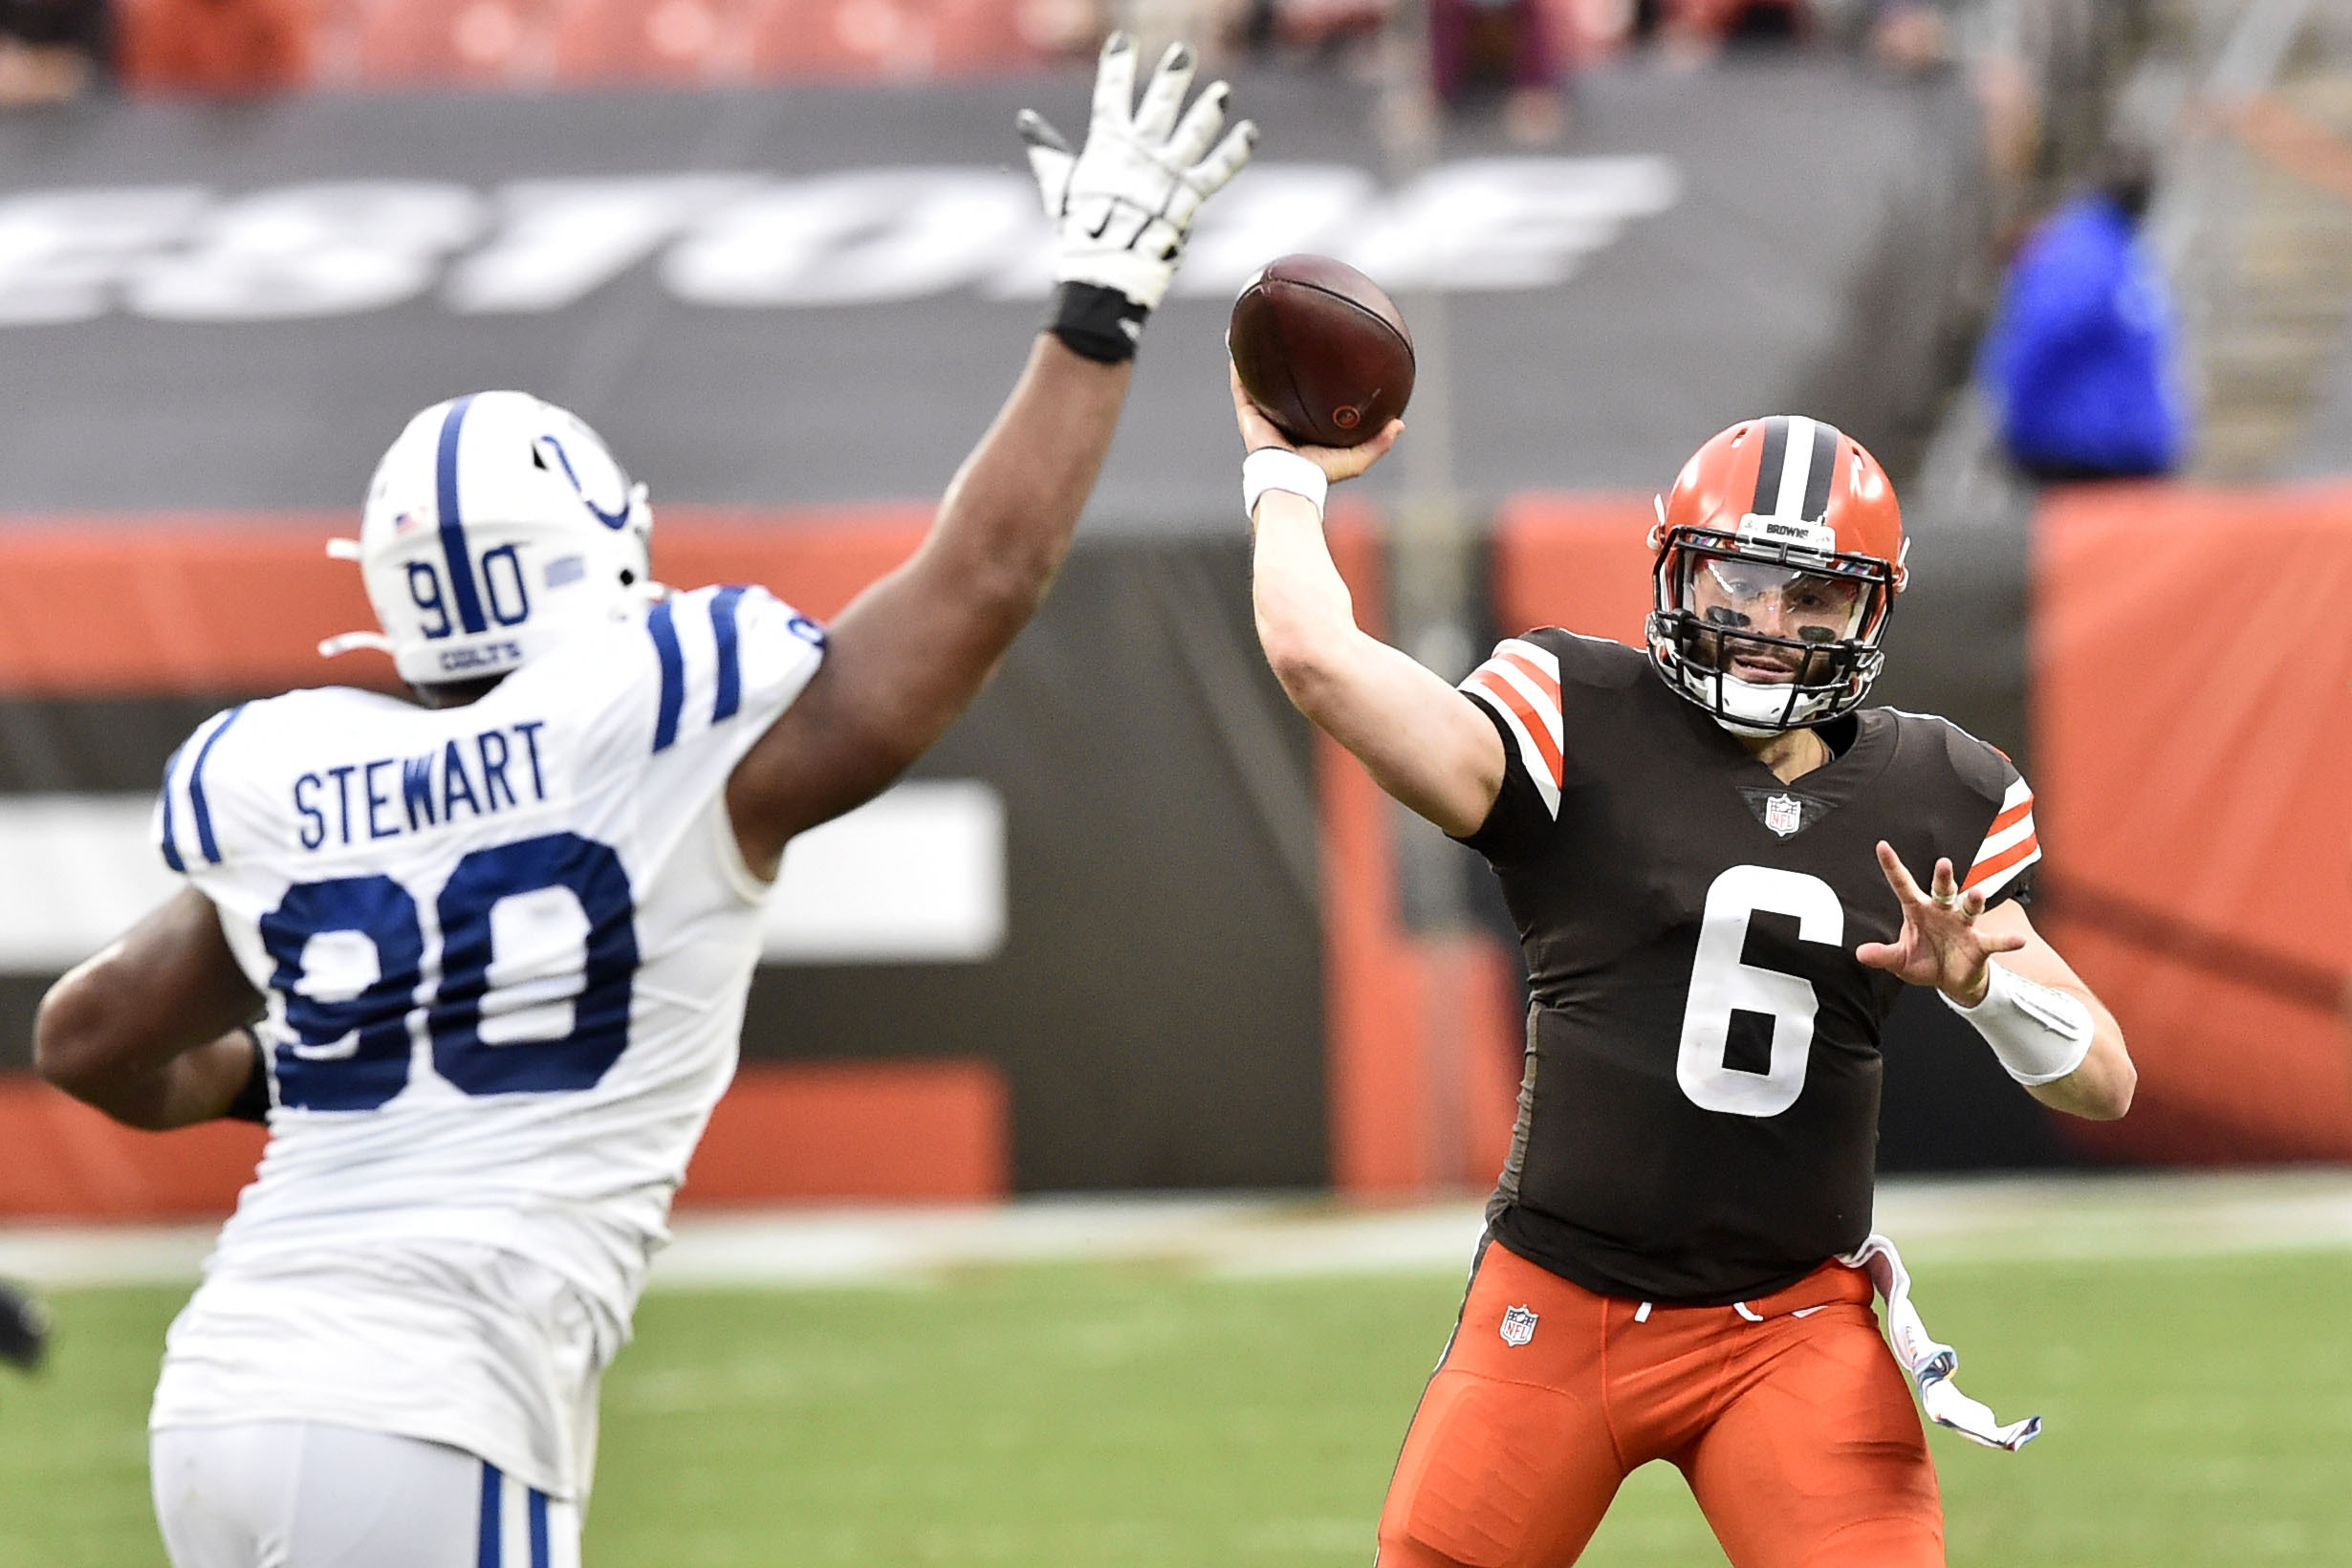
[1229,254,1415,449]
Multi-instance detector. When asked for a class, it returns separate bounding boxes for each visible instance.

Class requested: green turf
[4,1252,2349,1566]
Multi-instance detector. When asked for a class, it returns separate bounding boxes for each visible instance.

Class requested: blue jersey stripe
[648,600,684,752]
[528,1488,551,1568]
[185,706,244,866]
[157,743,186,874]
[436,395,490,636]
[710,586,746,723]
[477,1462,502,1568]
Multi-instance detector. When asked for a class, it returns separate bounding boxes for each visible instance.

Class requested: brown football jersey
[1455,629,2040,1305]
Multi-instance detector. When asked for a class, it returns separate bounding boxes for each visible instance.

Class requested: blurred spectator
[1021,0,1111,57]
[1866,1,1948,75]
[1263,0,1385,63]
[1662,0,1810,58]
[0,1279,46,1374]
[1857,3,2037,217]
[1111,0,1252,64]
[120,0,307,96]
[0,0,108,104]
[1979,142,2187,482]
[1431,0,1566,146]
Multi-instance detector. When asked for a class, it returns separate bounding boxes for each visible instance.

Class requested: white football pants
[152,1423,581,1568]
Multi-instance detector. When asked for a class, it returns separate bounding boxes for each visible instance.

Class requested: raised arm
[1236,370,1506,838]
[728,35,1254,875]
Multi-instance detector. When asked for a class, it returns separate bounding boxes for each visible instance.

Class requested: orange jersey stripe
[1495,648,1562,708]
[1962,833,2039,891]
[1468,667,1566,786]
[1985,796,2033,837]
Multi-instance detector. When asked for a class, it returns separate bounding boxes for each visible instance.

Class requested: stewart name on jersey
[144,584,824,1500]
[1455,630,2039,1306]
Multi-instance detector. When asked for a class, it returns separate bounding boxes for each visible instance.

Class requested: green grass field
[5,1251,2349,1566]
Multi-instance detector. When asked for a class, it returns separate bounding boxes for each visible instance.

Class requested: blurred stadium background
[4,0,2352,1562]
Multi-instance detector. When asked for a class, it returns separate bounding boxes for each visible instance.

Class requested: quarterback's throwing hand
[1230,363,1403,484]
[1019,33,1255,316]
[1855,840,2027,1006]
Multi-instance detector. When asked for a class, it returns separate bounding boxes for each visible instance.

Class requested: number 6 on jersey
[1676,865,1844,1118]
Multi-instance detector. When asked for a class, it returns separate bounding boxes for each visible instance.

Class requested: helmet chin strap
[318,630,395,659]
[320,537,394,659]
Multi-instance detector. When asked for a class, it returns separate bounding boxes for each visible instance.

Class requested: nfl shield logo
[1764,794,1803,838]
[1499,1305,1538,1347]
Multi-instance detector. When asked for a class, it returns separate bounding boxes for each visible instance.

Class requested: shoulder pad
[1874,707,2019,807]
[1518,626,1644,691]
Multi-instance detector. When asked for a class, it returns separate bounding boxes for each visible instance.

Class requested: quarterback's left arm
[34,887,265,1131]
[1858,842,2135,1121]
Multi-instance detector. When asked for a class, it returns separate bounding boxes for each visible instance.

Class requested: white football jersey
[146,584,824,1501]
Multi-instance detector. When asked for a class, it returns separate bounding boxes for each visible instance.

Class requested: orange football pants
[1375,1240,1942,1568]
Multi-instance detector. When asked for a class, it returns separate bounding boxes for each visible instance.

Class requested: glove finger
[1015,107,1074,157]
[1023,143,1075,216]
[1092,31,1139,130]
[1131,40,1197,143]
[1165,79,1230,169]
[1187,119,1259,196]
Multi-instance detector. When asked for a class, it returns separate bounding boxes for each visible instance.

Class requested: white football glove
[1018,33,1256,317]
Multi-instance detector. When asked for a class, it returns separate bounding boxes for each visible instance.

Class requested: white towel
[1840,1232,2042,1451]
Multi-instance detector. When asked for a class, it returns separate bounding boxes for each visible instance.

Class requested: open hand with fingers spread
[1854,839,2029,1006]
[1019,33,1255,363]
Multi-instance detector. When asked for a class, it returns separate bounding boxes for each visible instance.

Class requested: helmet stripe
[1800,420,1838,520]
[434,395,490,636]
[1770,414,1818,521]
[1749,416,1789,514]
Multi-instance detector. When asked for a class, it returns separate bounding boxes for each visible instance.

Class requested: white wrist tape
[1242,446,1327,523]
[1940,961,2094,1086]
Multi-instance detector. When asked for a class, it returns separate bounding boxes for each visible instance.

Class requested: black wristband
[1046,281,1147,363]
[221,1027,271,1124]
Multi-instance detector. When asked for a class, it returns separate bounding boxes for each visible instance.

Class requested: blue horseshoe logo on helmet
[539,435,632,532]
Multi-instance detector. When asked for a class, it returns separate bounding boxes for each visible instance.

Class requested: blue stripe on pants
[529,1488,551,1568]
[478,1462,502,1568]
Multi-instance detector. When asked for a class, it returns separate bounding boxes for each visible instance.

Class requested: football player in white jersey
[33,37,1253,1568]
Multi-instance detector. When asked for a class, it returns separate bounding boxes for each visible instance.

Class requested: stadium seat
[117,0,316,96]
[551,0,750,84]
[351,0,557,85]
[928,0,1052,73]
[746,0,932,79]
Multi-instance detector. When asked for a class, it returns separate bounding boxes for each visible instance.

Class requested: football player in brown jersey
[1233,373,2133,1568]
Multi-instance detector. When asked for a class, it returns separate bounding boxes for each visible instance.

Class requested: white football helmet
[322,391,655,686]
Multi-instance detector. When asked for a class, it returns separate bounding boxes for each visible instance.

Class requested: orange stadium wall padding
[0,1061,1008,1219]
[2032,482,2352,1163]
[1321,513,1522,1196]
[1489,492,1662,646]
[0,506,930,696]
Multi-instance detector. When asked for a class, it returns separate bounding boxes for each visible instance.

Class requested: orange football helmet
[1645,414,1907,734]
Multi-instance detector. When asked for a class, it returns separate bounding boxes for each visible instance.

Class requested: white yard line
[4,1170,2351,1291]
